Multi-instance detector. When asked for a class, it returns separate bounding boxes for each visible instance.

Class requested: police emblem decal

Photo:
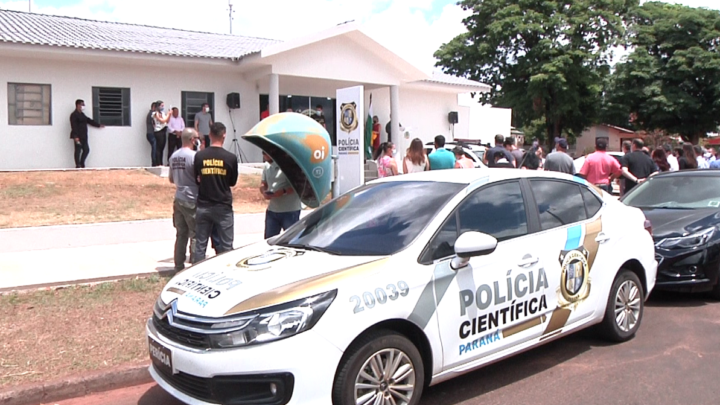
[339,102,358,133]
[236,248,298,271]
[558,247,591,304]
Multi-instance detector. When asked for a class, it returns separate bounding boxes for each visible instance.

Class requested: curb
[0,363,152,405]
[0,270,179,294]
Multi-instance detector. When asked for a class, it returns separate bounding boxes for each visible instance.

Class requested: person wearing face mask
[377,142,398,177]
[169,128,200,271]
[194,103,214,149]
[152,100,172,166]
[70,99,104,168]
[313,104,326,128]
[146,102,158,166]
[167,107,186,163]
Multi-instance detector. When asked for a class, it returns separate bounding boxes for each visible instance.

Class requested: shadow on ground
[646,289,717,308]
[418,328,610,404]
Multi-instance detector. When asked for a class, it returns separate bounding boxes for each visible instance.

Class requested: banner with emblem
[336,86,365,195]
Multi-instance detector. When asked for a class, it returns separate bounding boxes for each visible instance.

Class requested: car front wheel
[599,269,644,342]
[332,330,424,405]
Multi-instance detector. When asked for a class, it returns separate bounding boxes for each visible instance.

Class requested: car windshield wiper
[276,243,342,255]
[649,204,694,210]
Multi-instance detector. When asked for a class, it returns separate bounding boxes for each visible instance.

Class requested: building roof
[600,124,635,134]
[0,9,279,59]
[420,72,491,91]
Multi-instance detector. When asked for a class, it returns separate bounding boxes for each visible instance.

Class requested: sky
[0,0,718,73]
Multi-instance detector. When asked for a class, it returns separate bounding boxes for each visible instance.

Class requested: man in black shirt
[192,122,239,263]
[622,138,657,192]
[70,99,104,168]
[484,134,515,167]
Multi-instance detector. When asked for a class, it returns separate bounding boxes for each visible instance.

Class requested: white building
[0,10,490,170]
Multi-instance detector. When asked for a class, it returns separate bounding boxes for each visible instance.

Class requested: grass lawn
[0,169,267,228]
[0,277,169,388]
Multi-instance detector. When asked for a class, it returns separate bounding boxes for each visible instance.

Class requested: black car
[622,170,720,299]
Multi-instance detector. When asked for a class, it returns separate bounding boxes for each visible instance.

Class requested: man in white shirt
[695,144,710,169]
[663,144,679,172]
[167,107,186,163]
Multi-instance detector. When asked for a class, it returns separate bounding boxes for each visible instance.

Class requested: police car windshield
[272,181,464,256]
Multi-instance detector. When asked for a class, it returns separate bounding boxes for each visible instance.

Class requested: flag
[364,93,373,160]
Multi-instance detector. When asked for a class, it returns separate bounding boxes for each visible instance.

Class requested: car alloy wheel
[332,330,424,405]
[599,269,644,342]
[614,279,642,332]
[354,348,415,405]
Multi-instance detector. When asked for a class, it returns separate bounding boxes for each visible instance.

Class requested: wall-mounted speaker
[448,111,459,124]
[226,93,241,109]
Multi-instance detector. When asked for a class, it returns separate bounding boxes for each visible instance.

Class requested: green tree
[435,0,637,147]
[603,2,720,144]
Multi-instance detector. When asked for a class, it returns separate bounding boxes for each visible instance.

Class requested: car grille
[153,364,295,405]
[154,364,214,401]
[152,315,210,349]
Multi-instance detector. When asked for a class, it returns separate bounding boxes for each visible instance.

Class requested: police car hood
[160,241,382,317]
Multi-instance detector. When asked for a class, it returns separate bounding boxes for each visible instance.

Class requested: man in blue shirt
[428,135,456,170]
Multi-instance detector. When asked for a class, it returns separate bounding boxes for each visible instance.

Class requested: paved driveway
[50,291,720,405]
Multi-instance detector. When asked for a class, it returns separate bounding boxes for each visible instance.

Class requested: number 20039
[350,281,409,314]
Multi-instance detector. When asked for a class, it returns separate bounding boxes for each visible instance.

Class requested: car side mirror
[451,232,498,270]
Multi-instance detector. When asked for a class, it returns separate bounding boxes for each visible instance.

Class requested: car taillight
[644,219,653,236]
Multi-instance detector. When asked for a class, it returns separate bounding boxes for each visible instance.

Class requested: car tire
[332,330,424,405]
[599,270,644,342]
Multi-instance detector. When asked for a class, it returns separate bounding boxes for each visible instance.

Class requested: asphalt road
[49,291,720,405]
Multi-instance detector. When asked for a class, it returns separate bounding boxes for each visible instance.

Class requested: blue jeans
[264,210,301,239]
[193,205,234,263]
[146,133,156,166]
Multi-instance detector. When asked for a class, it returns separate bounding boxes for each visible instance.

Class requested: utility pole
[228,0,235,34]
[29,0,31,12]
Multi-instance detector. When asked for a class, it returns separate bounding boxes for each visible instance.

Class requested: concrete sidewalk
[0,213,269,292]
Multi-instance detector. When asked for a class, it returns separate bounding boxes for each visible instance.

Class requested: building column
[269,73,279,115]
[390,85,403,159]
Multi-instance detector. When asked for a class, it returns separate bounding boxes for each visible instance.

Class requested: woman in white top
[403,138,430,174]
[152,100,172,166]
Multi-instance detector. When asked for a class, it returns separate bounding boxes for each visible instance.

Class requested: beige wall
[575,125,634,156]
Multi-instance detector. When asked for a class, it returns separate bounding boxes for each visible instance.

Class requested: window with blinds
[92,87,131,126]
[7,83,52,125]
[181,91,214,126]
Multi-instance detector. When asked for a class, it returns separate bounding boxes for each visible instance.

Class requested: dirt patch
[0,277,169,388]
[0,170,267,228]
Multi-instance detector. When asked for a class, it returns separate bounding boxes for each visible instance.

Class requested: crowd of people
[372,133,550,176]
[167,121,302,271]
[146,101,213,167]
[371,132,719,197]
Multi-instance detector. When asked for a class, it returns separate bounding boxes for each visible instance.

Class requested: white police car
[147,169,656,405]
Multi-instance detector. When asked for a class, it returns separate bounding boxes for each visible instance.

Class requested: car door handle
[595,233,611,243]
[517,256,539,268]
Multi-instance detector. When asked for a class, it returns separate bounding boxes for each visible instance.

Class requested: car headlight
[656,227,716,250]
[208,290,336,349]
